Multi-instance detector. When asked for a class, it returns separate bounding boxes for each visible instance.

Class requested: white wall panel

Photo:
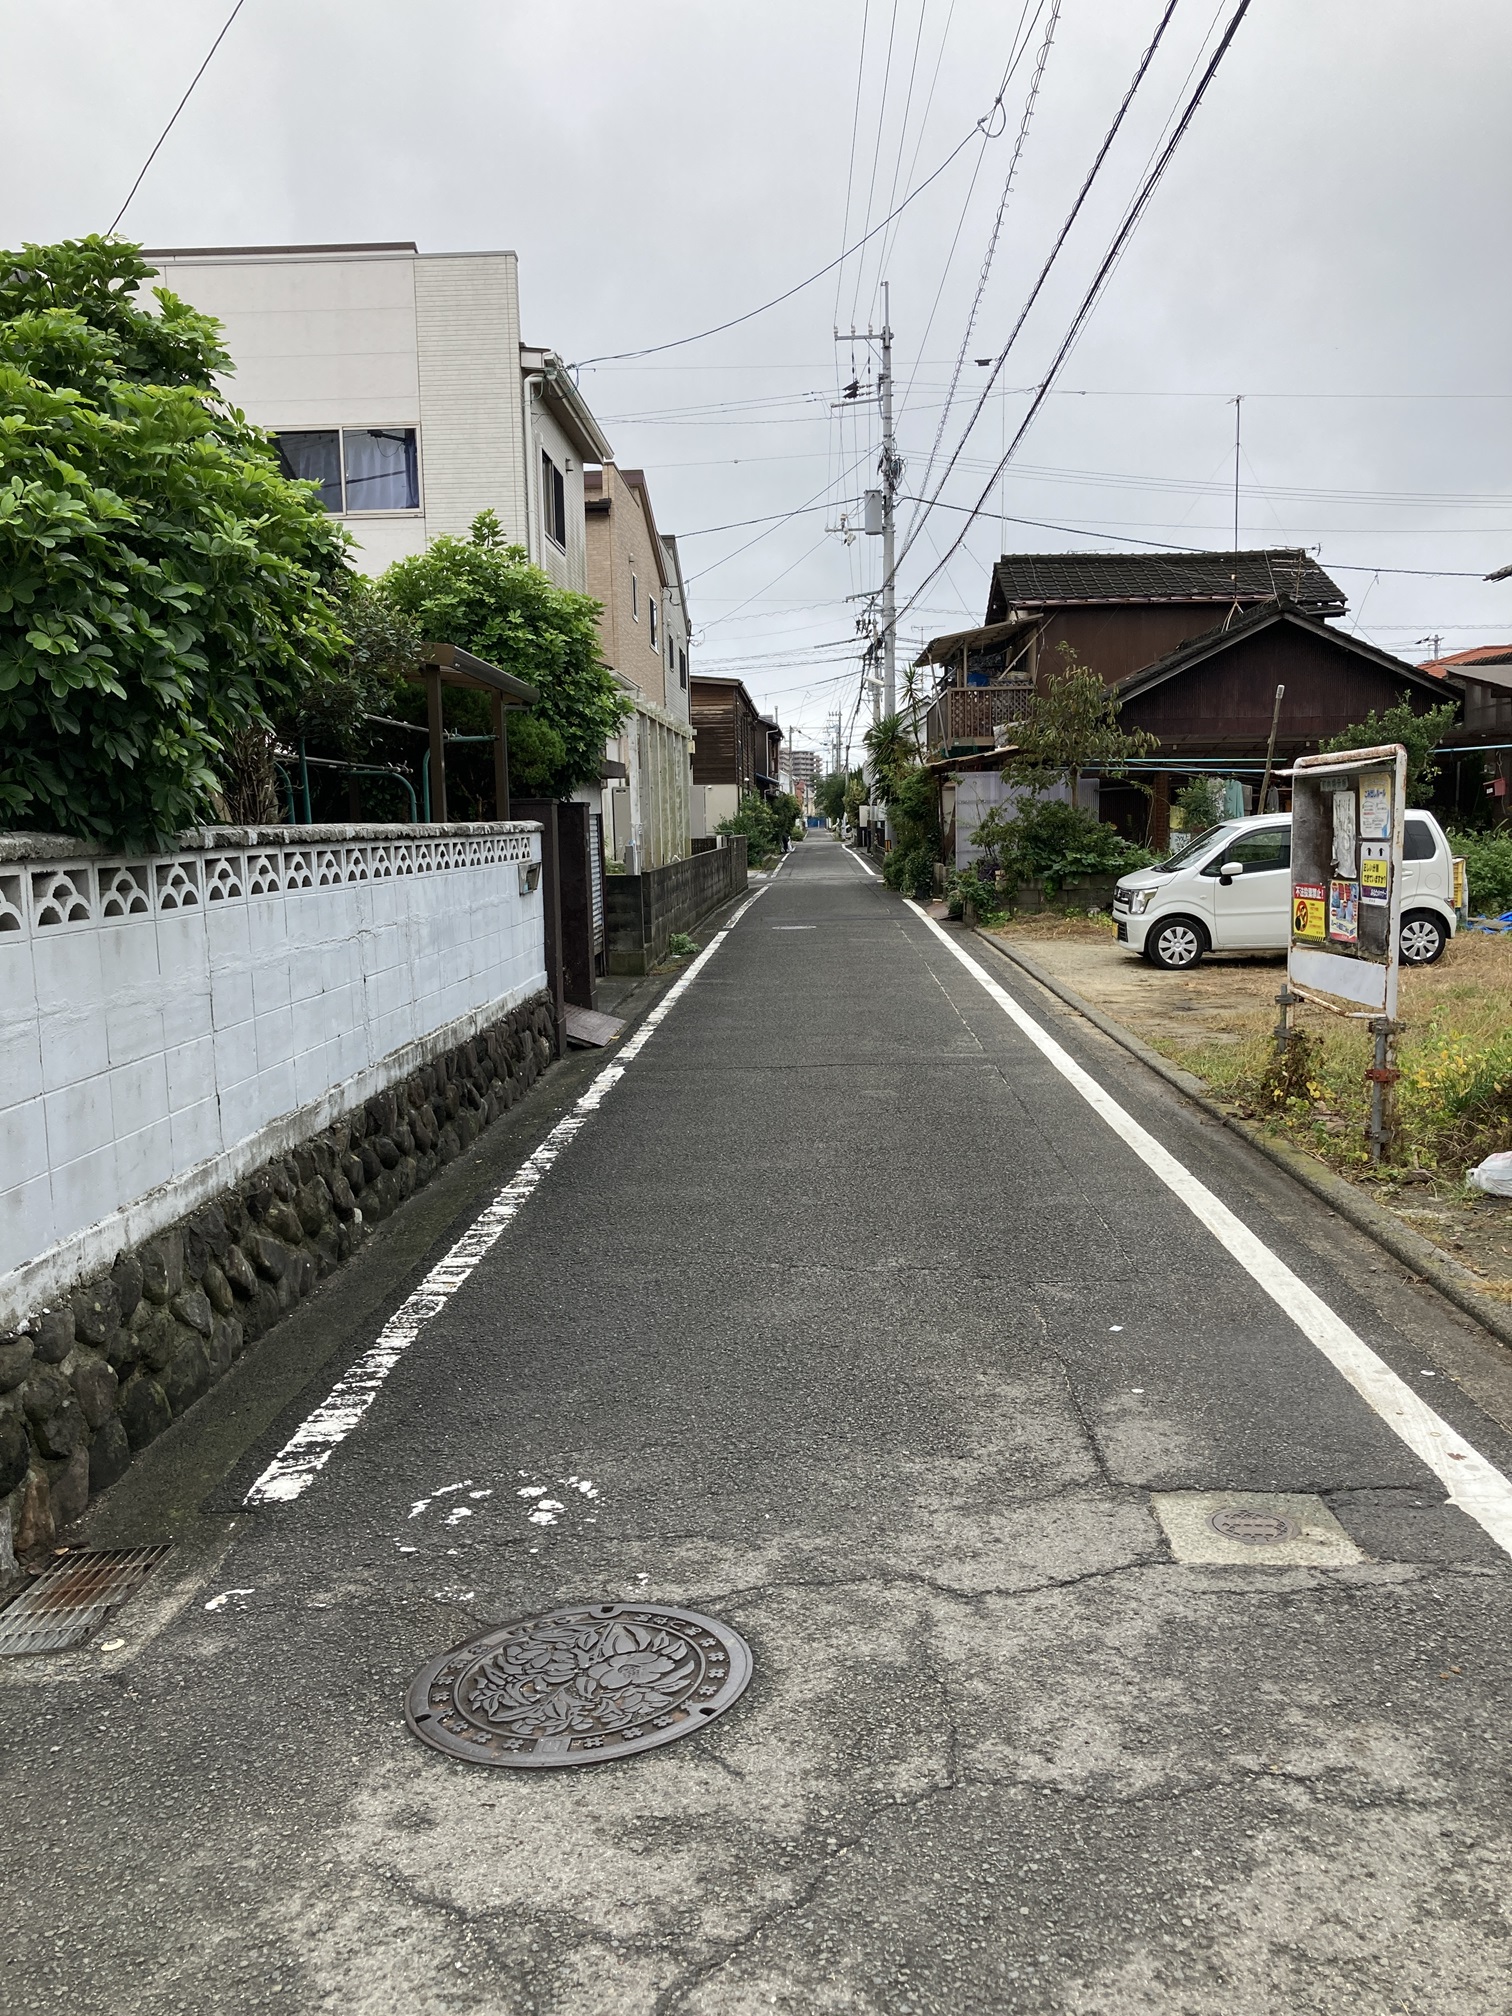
[0,825,545,1325]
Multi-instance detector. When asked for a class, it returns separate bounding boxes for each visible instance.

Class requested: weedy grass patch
[1174,934,1512,1181]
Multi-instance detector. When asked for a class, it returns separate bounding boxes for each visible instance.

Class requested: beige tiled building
[583,466,692,869]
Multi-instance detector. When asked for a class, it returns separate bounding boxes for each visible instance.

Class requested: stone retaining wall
[0,990,555,1564]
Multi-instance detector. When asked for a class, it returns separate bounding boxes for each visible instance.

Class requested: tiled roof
[988,549,1345,614]
[1419,644,1512,676]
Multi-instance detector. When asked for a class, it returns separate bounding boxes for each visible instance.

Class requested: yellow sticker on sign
[1360,847,1389,898]
[1293,883,1327,940]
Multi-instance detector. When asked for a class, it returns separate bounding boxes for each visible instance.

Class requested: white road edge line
[906,899,1512,1560]
[245,880,773,1505]
[844,846,880,879]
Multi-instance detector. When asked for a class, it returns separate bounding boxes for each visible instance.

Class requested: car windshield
[1157,823,1237,873]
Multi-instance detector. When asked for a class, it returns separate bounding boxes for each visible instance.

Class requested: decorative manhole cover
[405,1602,753,1768]
[1207,1507,1299,1545]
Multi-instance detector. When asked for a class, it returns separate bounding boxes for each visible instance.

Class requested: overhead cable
[901,0,1182,560]
[109,0,250,233]
[895,0,1256,627]
[571,41,1036,367]
[848,0,905,328]
[909,0,1063,518]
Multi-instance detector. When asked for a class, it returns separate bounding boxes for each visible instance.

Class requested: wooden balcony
[925,683,1035,753]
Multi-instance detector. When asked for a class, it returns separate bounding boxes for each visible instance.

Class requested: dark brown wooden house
[917,550,1462,849]
[690,675,766,795]
[1102,603,1456,840]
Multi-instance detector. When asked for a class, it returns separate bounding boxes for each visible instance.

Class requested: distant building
[583,466,693,868]
[1421,645,1512,823]
[145,241,612,587]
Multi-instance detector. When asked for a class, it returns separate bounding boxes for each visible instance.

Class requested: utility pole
[880,281,897,718]
[836,286,900,717]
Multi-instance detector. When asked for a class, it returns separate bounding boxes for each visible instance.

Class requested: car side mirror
[1218,860,1243,884]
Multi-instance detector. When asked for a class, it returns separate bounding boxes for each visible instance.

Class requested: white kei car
[1112,811,1460,971]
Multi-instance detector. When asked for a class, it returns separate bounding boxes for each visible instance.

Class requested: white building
[145,241,613,588]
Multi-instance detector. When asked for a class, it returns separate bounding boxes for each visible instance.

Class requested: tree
[815,770,849,824]
[880,767,941,899]
[0,236,350,846]
[1004,643,1157,797]
[862,712,917,804]
[1321,696,1459,806]
[380,511,629,799]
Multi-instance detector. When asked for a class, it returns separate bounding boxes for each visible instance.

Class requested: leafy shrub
[883,841,936,900]
[971,798,1151,893]
[0,237,350,846]
[1174,777,1224,833]
[1448,828,1512,917]
[717,788,799,866]
[946,865,1003,921]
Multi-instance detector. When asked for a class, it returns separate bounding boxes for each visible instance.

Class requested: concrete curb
[970,926,1512,1357]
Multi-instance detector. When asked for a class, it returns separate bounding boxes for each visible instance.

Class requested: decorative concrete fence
[603,837,748,974]
[0,822,545,1327]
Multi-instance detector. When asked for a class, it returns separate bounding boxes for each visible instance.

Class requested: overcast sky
[4,0,1510,760]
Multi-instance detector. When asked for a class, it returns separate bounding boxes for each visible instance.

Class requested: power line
[832,0,874,329]
[895,0,1257,627]
[684,448,873,585]
[848,0,904,328]
[674,499,865,540]
[898,496,1496,577]
[901,0,1183,558]
[910,0,1062,519]
[877,0,959,282]
[572,30,1045,368]
[108,0,250,233]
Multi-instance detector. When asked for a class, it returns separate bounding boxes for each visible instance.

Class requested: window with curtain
[342,428,419,511]
[270,428,419,512]
[272,431,342,513]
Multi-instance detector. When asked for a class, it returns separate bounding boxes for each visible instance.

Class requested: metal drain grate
[0,1546,171,1656]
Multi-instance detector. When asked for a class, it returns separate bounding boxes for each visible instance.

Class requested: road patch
[1152,1492,1363,1567]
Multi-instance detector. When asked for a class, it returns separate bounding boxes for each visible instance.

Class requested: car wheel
[1146,917,1208,969]
[1399,911,1448,965]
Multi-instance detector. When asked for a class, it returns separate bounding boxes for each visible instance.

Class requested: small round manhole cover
[1208,1507,1299,1545]
[405,1602,753,1768]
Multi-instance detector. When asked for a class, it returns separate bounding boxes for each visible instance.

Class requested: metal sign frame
[1284,743,1408,1021]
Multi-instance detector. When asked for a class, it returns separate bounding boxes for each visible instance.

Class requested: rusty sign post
[1283,744,1408,1164]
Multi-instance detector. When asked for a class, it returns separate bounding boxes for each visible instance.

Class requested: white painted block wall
[0,825,545,1323]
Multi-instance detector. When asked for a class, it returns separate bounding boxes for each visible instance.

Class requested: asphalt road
[6,834,1512,2016]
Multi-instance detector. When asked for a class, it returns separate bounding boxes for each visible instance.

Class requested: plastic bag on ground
[1467,1151,1512,1197]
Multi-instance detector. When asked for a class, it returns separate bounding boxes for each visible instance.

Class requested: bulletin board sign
[1284,744,1407,1018]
